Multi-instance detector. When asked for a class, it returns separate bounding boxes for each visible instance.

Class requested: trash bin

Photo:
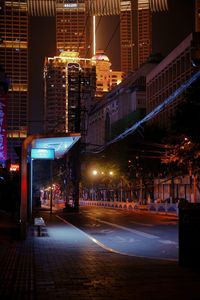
[179,201,200,268]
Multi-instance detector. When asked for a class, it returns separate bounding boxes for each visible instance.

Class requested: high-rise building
[44,51,96,135]
[88,0,168,73]
[28,1,93,58]
[55,0,93,58]
[28,0,166,73]
[120,0,152,73]
[0,1,28,161]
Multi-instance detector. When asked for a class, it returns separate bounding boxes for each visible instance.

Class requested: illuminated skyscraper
[120,0,152,73]
[54,0,168,74]
[28,0,93,58]
[0,1,28,161]
[44,51,96,135]
[87,0,168,73]
[55,0,93,58]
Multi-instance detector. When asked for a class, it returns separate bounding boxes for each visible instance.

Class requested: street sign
[31,148,55,160]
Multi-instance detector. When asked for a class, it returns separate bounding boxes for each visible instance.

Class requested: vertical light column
[93,15,96,55]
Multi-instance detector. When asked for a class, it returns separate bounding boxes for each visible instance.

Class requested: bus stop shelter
[20,132,81,239]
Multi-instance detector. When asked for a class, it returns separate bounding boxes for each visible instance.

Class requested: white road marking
[130,221,153,227]
[115,236,126,242]
[129,238,135,243]
[85,223,101,228]
[89,217,159,239]
[100,229,114,234]
[159,240,178,245]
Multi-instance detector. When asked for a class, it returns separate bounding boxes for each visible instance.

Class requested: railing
[79,199,179,216]
[147,203,178,215]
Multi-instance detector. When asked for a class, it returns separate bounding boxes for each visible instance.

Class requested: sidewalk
[0,210,200,300]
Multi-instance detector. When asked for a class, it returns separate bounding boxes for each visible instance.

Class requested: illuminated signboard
[64,3,77,8]
[31,148,55,160]
[10,164,20,172]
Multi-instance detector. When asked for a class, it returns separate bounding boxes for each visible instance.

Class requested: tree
[161,77,200,199]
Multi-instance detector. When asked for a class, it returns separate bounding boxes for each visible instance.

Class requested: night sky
[28,0,195,134]
[152,0,195,56]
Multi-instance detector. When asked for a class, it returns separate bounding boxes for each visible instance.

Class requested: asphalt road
[58,206,178,261]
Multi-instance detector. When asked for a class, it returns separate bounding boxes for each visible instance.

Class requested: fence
[79,199,179,216]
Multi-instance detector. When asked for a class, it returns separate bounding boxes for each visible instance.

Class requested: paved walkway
[0,210,200,300]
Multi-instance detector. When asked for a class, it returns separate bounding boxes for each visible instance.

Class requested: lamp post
[89,166,117,202]
[108,170,114,201]
[120,176,124,202]
[50,186,53,215]
[50,160,53,215]
[91,169,98,200]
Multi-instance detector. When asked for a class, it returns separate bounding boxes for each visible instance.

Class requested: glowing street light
[92,169,98,176]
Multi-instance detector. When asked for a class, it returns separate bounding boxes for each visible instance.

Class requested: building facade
[120,0,152,73]
[55,0,93,58]
[87,0,168,73]
[86,62,156,150]
[0,0,28,161]
[0,66,9,165]
[91,50,124,98]
[146,32,200,130]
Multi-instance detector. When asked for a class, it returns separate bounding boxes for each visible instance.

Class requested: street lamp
[87,166,118,202]
[91,169,98,200]
[92,169,98,176]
